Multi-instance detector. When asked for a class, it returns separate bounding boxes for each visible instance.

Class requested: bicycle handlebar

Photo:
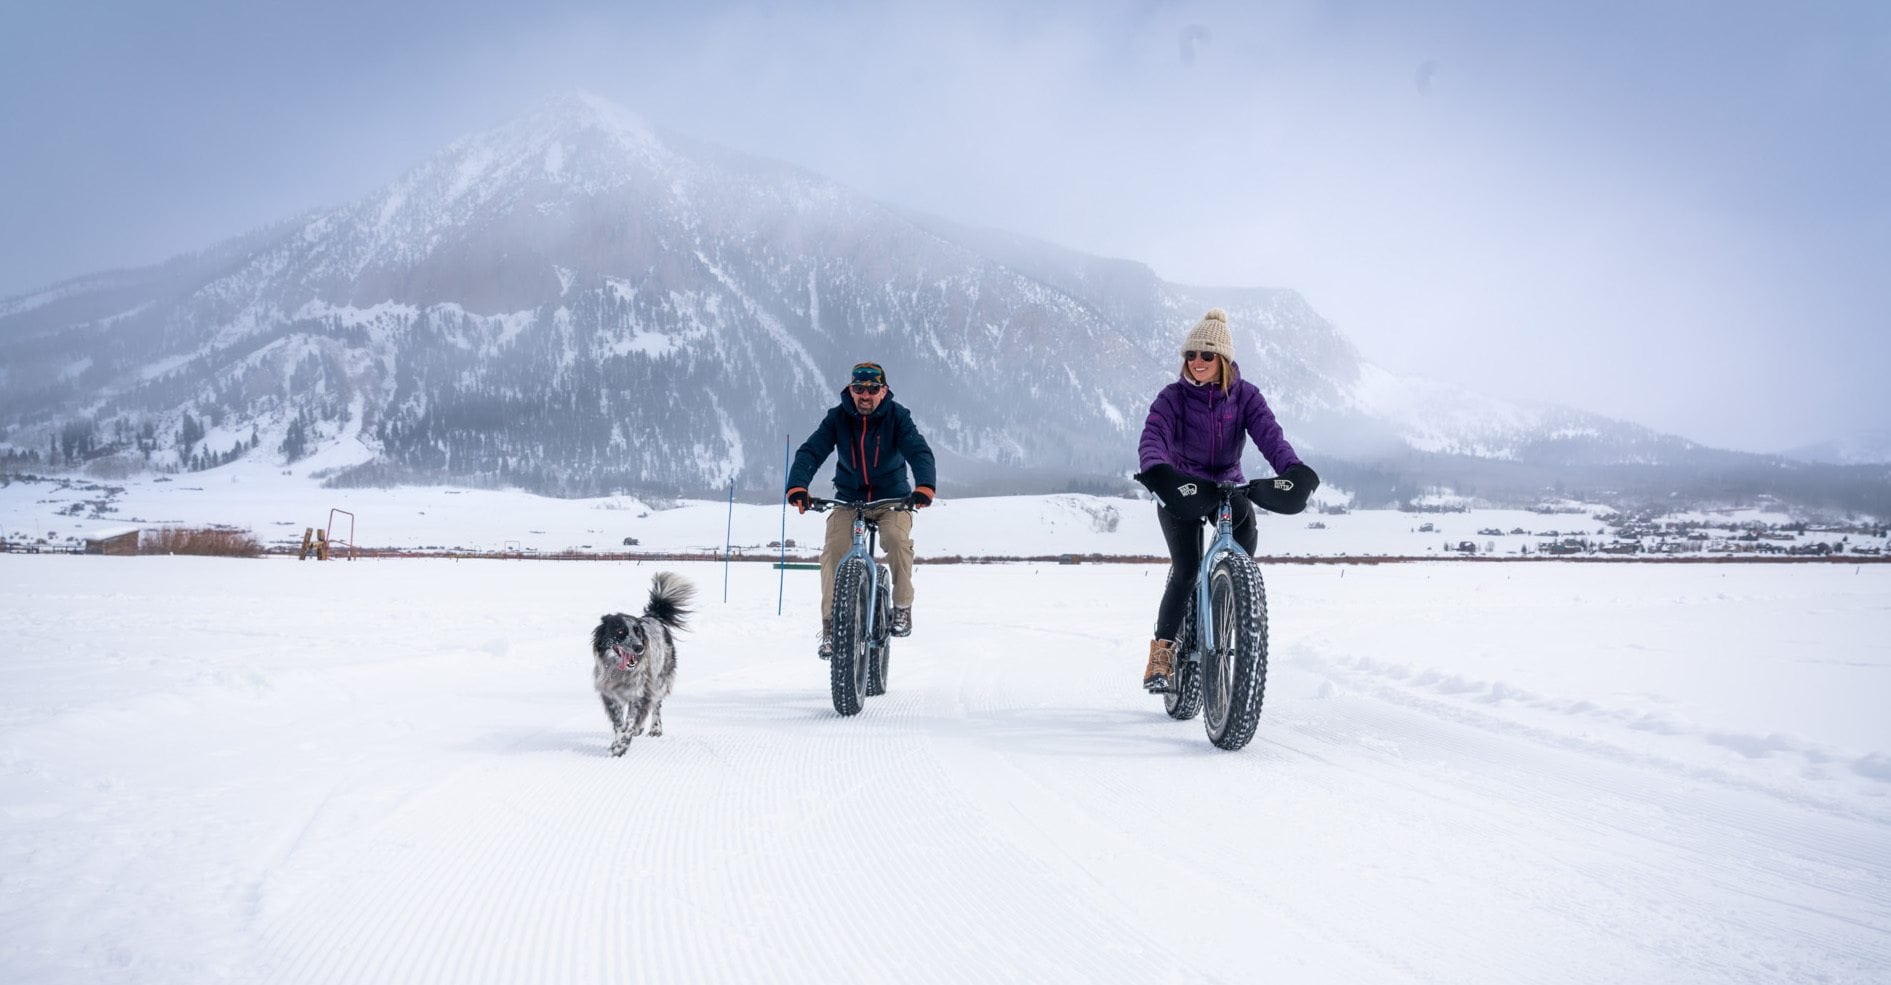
[805,496,917,514]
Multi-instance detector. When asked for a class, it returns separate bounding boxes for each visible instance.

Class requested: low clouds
[2,0,1885,452]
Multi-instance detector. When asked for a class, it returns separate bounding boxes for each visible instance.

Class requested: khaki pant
[820,506,915,618]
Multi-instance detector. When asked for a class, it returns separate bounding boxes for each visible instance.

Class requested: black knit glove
[1248,463,1320,515]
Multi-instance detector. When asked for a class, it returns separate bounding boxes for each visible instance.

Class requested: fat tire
[1164,596,1204,720]
[830,558,871,715]
[865,564,893,696]
[1201,554,1268,750]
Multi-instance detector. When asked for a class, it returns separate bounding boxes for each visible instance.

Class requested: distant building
[84,526,141,555]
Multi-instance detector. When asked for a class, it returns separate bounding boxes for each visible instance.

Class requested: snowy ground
[3,554,1887,983]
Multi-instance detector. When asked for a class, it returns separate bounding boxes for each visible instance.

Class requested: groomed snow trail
[2,557,1886,984]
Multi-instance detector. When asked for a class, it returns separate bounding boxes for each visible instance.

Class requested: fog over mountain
[1781,431,1891,468]
[1,94,1884,513]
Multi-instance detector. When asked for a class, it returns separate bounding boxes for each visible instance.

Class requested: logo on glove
[1177,482,1198,497]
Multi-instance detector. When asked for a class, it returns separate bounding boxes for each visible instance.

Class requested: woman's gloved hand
[1247,463,1320,515]
[1134,463,1219,519]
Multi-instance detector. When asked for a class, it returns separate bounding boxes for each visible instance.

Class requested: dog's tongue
[614,645,636,670]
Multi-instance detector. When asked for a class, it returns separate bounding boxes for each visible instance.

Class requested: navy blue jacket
[787,391,937,503]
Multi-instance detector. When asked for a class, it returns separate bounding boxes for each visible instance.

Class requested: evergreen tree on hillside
[281,414,309,463]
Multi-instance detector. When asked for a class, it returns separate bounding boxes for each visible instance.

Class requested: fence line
[5,538,1886,565]
[218,546,1891,565]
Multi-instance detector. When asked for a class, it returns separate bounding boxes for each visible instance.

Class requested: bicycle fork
[1188,499,1238,665]
[853,513,884,642]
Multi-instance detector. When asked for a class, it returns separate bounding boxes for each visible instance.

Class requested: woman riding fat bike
[1134,307,1319,694]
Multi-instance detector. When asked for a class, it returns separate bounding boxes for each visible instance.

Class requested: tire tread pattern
[1204,556,1268,750]
[1164,597,1204,720]
[829,558,870,715]
[865,564,893,696]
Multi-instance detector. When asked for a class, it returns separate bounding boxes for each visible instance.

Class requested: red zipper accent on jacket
[857,417,872,500]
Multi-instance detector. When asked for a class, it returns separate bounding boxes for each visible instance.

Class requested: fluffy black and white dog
[590,572,695,756]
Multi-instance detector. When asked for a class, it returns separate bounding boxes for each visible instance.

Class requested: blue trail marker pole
[723,476,735,603]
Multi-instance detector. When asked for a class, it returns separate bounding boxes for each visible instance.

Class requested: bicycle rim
[1204,565,1236,734]
[851,568,871,696]
[1202,554,1269,750]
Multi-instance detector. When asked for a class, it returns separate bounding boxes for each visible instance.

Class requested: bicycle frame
[1186,483,1249,665]
[843,507,883,638]
[809,496,911,640]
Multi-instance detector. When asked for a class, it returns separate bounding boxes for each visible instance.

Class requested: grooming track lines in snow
[2,557,1886,984]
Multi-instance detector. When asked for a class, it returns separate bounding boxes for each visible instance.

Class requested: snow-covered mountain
[0,92,1807,499]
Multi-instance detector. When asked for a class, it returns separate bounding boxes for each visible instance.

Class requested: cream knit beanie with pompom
[1182,308,1234,362]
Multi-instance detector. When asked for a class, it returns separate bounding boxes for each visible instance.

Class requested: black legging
[1153,499,1257,642]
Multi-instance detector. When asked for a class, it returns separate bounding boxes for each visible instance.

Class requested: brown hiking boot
[1142,639,1177,692]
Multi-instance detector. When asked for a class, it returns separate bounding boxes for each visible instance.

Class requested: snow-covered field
[2,463,1870,560]
[3,552,1887,983]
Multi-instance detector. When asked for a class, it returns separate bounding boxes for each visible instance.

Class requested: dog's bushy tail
[645,571,695,629]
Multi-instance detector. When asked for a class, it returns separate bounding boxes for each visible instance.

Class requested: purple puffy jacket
[1137,364,1302,483]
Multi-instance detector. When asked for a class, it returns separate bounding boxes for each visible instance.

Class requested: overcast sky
[3,1,1886,453]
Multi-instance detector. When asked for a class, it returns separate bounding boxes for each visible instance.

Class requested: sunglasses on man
[1184,351,1220,363]
[849,383,885,394]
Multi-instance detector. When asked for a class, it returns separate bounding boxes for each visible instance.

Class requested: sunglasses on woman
[1184,351,1219,363]
[849,383,884,394]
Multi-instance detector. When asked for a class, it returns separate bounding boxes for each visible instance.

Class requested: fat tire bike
[1162,482,1269,750]
[807,497,914,716]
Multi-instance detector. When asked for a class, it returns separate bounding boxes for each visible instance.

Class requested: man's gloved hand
[906,486,934,509]
[786,487,810,514]
[1247,463,1320,515]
